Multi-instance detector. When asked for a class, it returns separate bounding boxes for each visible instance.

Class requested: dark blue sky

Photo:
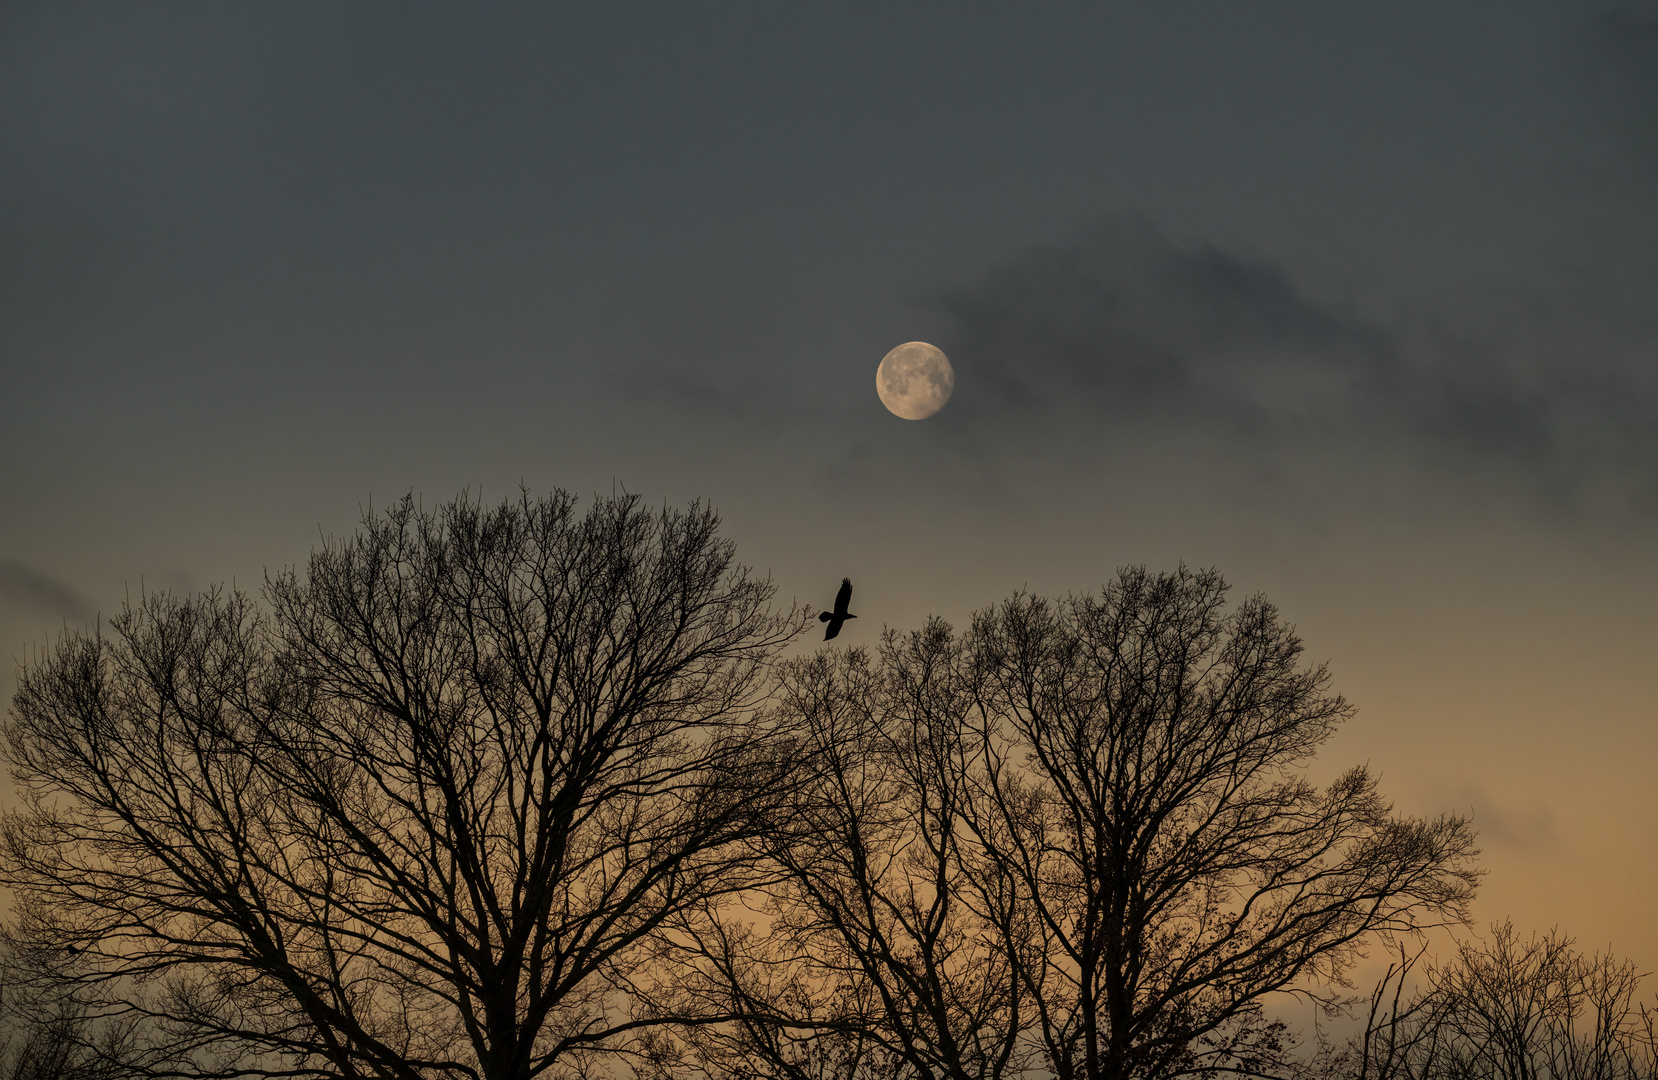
[4,0,1658,971]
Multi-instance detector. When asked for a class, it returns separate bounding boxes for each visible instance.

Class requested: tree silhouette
[960,567,1481,1080]
[656,625,1036,1080]
[0,933,144,1079]
[1345,923,1658,1080]
[2,490,1495,1080]
[1,490,807,1080]
[668,566,1480,1080]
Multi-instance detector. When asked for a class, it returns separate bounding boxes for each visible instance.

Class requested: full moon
[876,341,955,420]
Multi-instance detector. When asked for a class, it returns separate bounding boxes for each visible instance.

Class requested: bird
[820,578,856,640]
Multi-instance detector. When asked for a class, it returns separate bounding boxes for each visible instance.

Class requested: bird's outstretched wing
[834,577,853,616]
[823,620,843,640]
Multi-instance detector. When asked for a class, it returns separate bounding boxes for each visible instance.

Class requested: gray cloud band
[0,561,91,620]
[929,218,1658,513]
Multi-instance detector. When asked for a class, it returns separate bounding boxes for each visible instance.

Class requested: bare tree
[1339,941,1450,1080]
[1,490,806,1080]
[656,623,1037,1080]
[1345,923,1658,1080]
[960,566,1482,1080]
[672,567,1478,1080]
[0,932,145,1079]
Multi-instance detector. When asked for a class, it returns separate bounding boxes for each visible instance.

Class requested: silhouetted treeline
[0,489,1631,1080]
[1330,923,1658,1080]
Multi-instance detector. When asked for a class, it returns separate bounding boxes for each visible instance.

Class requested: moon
[876,341,955,420]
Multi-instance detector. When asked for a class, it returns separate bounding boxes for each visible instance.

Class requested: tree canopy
[3,490,806,1079]
[2,492,1488,1080]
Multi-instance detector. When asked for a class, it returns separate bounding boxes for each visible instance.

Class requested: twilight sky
[4,1,1658,981]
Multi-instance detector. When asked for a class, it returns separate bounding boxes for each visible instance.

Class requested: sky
[3,0,1658,991]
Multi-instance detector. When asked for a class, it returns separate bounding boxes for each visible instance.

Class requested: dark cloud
[1602,7,1658,38]
[0,561,90,620]
[1586,5,1658,172]
[622,369,824,427]
[927,219,1658,515]
[932,217,1389,427]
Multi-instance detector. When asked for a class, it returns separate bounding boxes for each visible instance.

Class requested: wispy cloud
[1428,782,1560,853]
[931,216,1389,428]
[0,560,91,621]
[924,217,1658,516]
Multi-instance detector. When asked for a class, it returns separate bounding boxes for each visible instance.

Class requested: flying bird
[820,578,856,640]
